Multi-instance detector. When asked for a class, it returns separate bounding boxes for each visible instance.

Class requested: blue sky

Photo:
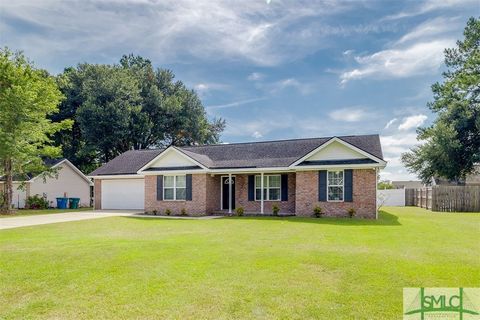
[1,0,478,180]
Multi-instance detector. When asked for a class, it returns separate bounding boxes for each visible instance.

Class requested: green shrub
[347,208,356,218]
[235,206,244,216]
[272,204,280,216]
[313,205,323,218]
[26,195,49,210]
[153,209,158,215]
[181,208,187,216]
[165,208,171,216]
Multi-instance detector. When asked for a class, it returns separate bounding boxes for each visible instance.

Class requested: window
[327,170,344,201]
[255,175,281,201]
[163,175,186,200]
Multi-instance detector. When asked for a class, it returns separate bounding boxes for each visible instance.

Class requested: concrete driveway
[0,210,141,230]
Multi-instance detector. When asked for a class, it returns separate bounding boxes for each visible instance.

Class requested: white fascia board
[29,159,93,185]
[141,169,207,175]
[136,147,208,174]
[208,167,294,175]
[289,137,387,167]
[294,163,386,171]
[89,174,144,179]
[140,163,385,176]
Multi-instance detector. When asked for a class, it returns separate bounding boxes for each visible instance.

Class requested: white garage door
[102,179,145,210]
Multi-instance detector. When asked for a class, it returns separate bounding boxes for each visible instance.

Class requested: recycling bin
[68,198,80,209]
[56,197,68,209]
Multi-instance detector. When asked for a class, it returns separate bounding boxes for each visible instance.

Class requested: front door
[222,176,235,210]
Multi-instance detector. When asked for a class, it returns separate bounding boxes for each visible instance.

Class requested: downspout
[260,172,264,214]
[228,173,232,214]
[375,167,379,219]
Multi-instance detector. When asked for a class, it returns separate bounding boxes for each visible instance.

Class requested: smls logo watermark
[404,288,480,319]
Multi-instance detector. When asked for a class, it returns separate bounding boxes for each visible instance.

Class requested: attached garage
[101,178,145,210]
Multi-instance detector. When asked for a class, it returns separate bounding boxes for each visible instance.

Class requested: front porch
[212,172,296,215]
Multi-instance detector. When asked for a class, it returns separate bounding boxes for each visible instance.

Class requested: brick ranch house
[89,135,386,218]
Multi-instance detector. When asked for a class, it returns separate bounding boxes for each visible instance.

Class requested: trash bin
[56,197,68,209]
[69,198,80,209]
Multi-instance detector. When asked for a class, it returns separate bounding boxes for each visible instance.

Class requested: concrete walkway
[0,210,140,230]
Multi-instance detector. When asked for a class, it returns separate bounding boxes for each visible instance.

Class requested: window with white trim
[327,170,344,201]
[255,175,281,201]
[163,175,186,200]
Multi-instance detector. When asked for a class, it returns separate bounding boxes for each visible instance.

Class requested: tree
[75,64,143,163]
[119,54,225,147]
[53,55,225,172]
[0,48,72,213]
[377,181,394,190]
[402,17,480,183]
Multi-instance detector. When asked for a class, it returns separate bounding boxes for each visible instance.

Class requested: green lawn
[0,207,478,319]
[0,207,92,218]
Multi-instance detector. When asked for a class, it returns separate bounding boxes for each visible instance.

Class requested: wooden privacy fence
[405,186,480,212]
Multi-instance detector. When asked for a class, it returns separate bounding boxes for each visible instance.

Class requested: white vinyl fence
[377,189,405,207]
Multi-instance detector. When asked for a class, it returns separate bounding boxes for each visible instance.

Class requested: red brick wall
[145,174,218,216]
[235,173,296,214]
[94,179,102,210]
[295,169,377,218]
[206,175,221,213]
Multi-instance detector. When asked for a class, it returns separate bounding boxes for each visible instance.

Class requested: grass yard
[0,207,478,319]
[0,207,93,218]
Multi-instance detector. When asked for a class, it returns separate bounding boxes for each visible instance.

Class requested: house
[1,159,93,208]
[89,135,386,218]
[391,180,424,189]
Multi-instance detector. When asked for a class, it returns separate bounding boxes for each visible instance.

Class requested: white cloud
[380,132,420,155]
[206,97,266,110]
[1,0,364,69]
[384,118,397,129]
[340,40,453,84]
[398,114,428,131]
[268,78,313,95]
[193,82,229,97]
[379,133,422,180]
[247,72,265,81]
[339,14,464,85]
[395,17,461,45]
[382,0,477,20]
[329,108,368,122]
[252,131,263,138]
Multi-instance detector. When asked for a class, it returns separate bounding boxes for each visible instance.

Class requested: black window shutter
[186,174,192,201]
[344,169,353,202]
[281,174,288,201]
[318,170,327,202]
[156,175,163,201]
[248,175,255,201]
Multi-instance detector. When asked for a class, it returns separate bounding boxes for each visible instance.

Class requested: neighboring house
[90,134,386,218]
[391,180,424,189]
[431,165,480,186]
[0,159,92,208]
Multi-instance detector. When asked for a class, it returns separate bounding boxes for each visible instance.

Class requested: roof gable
[304,140,367,161]
[137,147,208,173]
[290,137,386,168]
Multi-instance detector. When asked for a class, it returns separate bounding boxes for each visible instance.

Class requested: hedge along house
[89,135,386,218]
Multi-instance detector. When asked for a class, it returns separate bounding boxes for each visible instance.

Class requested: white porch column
[260,172,264,214]
[228,173,232,214]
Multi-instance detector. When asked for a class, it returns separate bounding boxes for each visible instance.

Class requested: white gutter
[88,174,144,179]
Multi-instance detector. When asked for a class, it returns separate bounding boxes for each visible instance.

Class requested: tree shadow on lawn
[125,210,401,226]
[226,210,401,226]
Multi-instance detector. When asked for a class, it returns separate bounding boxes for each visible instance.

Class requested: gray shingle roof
[89,149,164,176]
[89,134,383,175]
